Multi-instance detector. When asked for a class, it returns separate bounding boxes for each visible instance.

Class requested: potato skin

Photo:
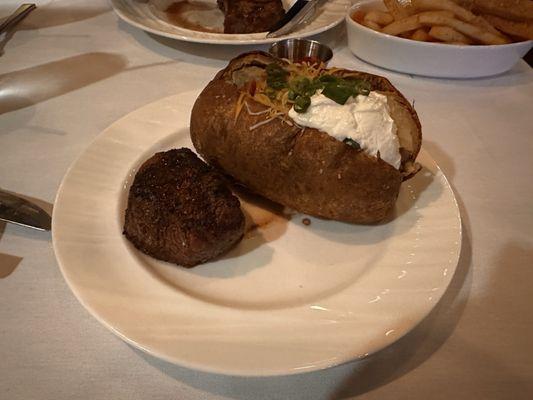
[190,52,421,223]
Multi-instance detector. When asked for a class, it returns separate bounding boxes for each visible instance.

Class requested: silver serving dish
[268,39,333,64]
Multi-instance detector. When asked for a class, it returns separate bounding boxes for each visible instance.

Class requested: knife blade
[267,0,320,38]
[0,189,51,231]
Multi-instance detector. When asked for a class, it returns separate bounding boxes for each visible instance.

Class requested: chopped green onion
[266,63,289,90]
[294,95,311,113]
[316,75,372,105]
[265,87,278,100]
[322,83,354,105]
[318,74,337,84]
[288,89,297,101]
[262,65,372,114]
[289,76,318,98]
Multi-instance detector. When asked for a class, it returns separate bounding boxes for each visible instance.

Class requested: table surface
[1,1,532,399]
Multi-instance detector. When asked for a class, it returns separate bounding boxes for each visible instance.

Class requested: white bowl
[345,0,533,78]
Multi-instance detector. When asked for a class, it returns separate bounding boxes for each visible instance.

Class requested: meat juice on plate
[152,0,225,33]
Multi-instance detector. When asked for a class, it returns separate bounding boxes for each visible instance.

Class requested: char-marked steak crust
[123,148,245,267]
[218,0,285,33]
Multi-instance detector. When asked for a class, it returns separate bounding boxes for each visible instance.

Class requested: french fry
[411,28,433,41]
[452,0,475,9]
[428,26,474,44]
[351,10,366,24]
[364,10,394,26]
[471,15,509,39]
[398,32,413,38]
[382,11,454,36]
[411,0,477,22]
[411,0,509,40]
[355,0,526,45]
[383,0,413,20]
[382,14,423,35]
[482,14,533,40]
[361,19,382,31]
[418,13,510,44]
[471,0,533,22]
[411,0,508,39]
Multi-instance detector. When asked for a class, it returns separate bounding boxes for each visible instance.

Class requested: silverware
[267,0,320,38]
[0,189,51,231]
[0,3,36,35]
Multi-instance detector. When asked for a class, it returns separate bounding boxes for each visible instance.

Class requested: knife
[267,0,321,38]
[0,189,51,231]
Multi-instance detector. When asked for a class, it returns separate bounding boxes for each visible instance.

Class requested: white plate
[52,90,461,376]
[110,0,350,44]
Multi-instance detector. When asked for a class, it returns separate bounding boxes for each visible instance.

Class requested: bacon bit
[248,80,257,96]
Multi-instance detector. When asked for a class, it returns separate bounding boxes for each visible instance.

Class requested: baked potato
[190,52,422,223]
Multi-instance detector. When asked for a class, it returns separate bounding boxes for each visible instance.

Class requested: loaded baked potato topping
[232,58,418,174]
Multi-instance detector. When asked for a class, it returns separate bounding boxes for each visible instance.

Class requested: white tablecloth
[1,1,532,399]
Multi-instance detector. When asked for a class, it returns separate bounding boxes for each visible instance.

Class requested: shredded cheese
[244,101,270,116]
[234,61,331,130]
[249,114,283,131]
[234,91,247,123]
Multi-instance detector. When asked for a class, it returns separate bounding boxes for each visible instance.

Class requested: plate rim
[110,0,349,45]
[52,92,462,376]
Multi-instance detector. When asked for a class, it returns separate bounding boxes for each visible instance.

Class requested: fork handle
[0,3,37,34]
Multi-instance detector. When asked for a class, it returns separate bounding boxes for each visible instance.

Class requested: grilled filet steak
[123,148,245,267]
[217,0,285,33]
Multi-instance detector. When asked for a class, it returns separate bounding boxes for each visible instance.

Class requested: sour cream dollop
[288,91,401,169]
